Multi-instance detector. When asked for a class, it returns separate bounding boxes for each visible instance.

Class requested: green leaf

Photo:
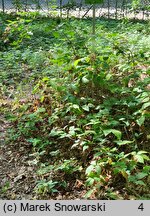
[121,170,128,180]
[42,77,49,82]
[36,107,46,113]
[40,96,45,103]
[68,126,80,136]
[137,115,145,126]
[84,189,94,198]
[72,104,80,110]
[86,165,94,175]
[137,151,148,155]
[141,102,150,110]
[143,166,150,173]
[103,129,122,140]
[27,138,41,146]
[53,32,60,38]
[115,140,134,146]
[82,76,89,84]
[51,188,58,193]
[82,104,90,111]
[135,172,148,180]
[135,180,146,186]
[95,166,101,175]
[86,178,95,186]
[128,175,136,182]
[106,73,112,80]
[142,155,150,161]
[74,59,81,67]
[134,155,144,163]
[93,177,101,182]
[83,145,89,151]
[49,128,65,137]
[82,130,96,135]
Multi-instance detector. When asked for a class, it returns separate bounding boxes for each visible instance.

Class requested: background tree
[85,0,104,34]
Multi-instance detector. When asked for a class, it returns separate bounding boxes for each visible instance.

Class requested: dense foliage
[0,11,150,199]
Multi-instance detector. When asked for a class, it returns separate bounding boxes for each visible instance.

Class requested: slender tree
[115,0,118,19]
[85,0,104,34]
[108,0,110,19]
[2,0,5,13]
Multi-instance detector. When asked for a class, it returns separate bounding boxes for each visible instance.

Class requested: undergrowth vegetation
[0,11,150,199]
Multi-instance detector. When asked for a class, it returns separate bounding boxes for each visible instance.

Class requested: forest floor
[0,111,37,199]
[0,101,86,199]
[0,12,149,200]
[0,117,87,200]
[0,123,35,199]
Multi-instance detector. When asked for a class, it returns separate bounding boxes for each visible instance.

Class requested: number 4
[138,203,144,211]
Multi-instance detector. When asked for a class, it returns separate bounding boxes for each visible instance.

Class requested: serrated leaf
[103,129,122,140]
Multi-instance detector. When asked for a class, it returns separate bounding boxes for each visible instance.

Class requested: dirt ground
[0,111,86,199]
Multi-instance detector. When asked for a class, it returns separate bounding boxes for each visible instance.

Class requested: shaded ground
[0,110,36,199]
[0,109,86,199]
